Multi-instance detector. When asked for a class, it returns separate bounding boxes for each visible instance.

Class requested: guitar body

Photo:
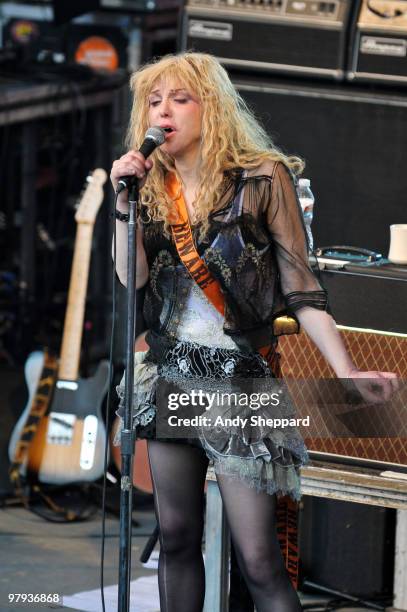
[10,355,110,484]
[32,361,110,484]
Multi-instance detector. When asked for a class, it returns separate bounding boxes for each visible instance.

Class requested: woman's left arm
[265,162,398,402]
[295,307,398,401]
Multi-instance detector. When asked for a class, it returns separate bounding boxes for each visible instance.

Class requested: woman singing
[110,52,397,612]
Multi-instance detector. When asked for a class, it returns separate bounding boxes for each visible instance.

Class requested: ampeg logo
[361,36,406,57]
[188,20,233,41]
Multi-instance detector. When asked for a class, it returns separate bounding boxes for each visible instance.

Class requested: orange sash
[166,172,226,316]
[166,172,300,589]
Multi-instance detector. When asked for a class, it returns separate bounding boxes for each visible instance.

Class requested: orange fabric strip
[166,172,225,316]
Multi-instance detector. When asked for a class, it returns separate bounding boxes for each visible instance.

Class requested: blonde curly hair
[126,51,304,240]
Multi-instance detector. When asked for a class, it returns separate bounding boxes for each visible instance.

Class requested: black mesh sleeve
[264,162,328,314]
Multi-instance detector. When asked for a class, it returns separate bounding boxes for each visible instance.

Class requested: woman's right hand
[111,151,151,288]
[110,150,154,196]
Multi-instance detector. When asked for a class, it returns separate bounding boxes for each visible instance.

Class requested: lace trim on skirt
[114,349,159,445]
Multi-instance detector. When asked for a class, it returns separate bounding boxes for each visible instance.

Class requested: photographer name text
[167,415,310,428]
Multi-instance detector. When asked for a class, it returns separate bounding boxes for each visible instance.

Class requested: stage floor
[0,498,392,612]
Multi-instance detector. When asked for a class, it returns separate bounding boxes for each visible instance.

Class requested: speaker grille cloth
[279,328,407,467]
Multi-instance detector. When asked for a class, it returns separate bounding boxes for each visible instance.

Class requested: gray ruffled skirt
[115,333,309,501]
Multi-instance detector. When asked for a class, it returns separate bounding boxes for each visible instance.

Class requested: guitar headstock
[75,169,108,225]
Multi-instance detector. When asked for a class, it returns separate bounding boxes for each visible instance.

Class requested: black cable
[367,0,406,19]
[99,188,121,612]
[301,579,390,611]
[302,598,389,612]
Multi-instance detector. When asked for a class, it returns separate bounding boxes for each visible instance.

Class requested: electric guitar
[8,169,109,485]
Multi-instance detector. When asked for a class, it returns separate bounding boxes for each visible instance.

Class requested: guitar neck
[59,223,94,381]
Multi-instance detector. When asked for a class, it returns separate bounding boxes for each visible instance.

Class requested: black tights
[147,439,303,612]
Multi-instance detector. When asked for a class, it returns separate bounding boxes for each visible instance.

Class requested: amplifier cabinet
[181,0,353,79]
[233,75,407,256]
[279,264,407,471]
[348,0,407,84]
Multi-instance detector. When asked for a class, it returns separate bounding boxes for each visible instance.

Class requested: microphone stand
[118,179,140,612]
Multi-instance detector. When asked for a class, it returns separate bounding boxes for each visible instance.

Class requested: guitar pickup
[80,415,98,470]
[47,412,76,445]
[56,380,79,391]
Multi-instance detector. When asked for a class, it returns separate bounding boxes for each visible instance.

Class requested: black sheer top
[140,159,328,350]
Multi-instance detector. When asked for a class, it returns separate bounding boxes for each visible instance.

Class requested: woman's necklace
[183,188,198,225]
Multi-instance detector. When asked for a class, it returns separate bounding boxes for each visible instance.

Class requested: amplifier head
[181,0,353,79]
[348,0,407,84]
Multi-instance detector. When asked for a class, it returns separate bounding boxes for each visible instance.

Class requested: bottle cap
[298,178,310,187]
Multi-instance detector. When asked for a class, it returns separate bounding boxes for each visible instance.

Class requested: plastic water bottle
[297,178,315,253]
